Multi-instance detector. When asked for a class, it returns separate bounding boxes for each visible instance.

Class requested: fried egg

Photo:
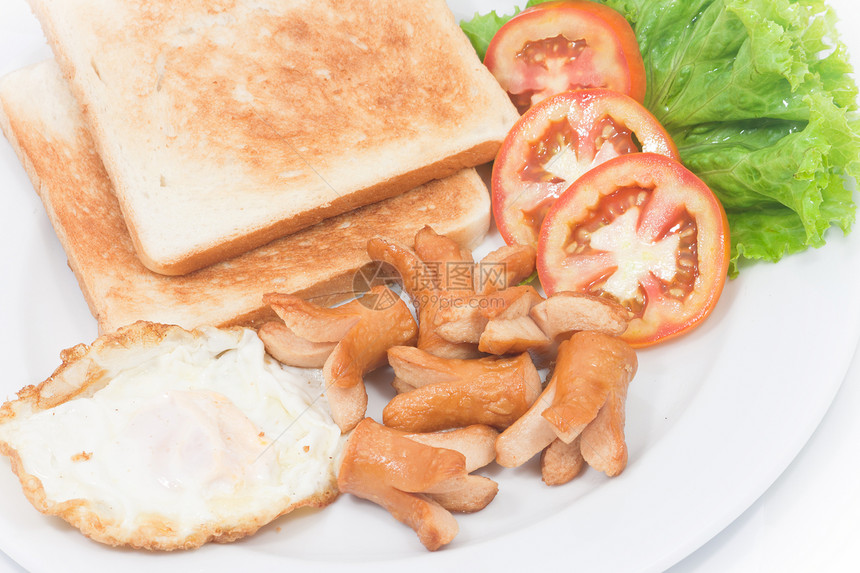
[0,322,343,550]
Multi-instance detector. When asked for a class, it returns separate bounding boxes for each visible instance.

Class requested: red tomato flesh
[537,153,730,347]
[485,0,646,113]
[492,89,678,248]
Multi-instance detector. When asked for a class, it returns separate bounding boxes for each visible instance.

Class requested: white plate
[1,1,859,571]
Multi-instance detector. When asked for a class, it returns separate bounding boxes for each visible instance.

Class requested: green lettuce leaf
[460,8,521,60]
[460,0,860,276]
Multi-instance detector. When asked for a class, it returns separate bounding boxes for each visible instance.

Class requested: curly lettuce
[460,6,521,61]
[461,0,860,276]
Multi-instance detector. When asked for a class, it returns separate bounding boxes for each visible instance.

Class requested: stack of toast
[0,0,519,333]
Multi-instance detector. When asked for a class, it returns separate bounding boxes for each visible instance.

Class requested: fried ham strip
[260,286,417,433]
[365,236,433,300]
[403,424,499,513]
[427,475,499,513]
[263,292,362,342]
[474,244,536,295]
[383,347,541,432]
[541,332,636,447]
[324,287,417,390]
[429,285,539,346]
[338,419,498,551]
[370,229,632,366]
[404,424,499,472]
[413,225,475,293]
[258,294,364,368]
[540,437,585,486]
[368,233,478,359]
[494,376,558,468]
[477,285,549,355]
[256,322,337,368]
[368,228,541,359]
[496,331,637,481]
[323,286,418,432]
[479,317,549,355]
[530,292,628,339]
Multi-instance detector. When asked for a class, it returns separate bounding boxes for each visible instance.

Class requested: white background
[0,0,859,571]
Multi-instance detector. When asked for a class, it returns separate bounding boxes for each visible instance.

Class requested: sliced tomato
[492,89,678,248]
[537,153,730,347]
[484,0,646,113]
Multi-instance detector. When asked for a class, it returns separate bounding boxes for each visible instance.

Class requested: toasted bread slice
[27,0,518,275]
[0,61,491,333]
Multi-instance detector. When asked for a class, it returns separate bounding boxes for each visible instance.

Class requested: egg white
[0,324,343,549]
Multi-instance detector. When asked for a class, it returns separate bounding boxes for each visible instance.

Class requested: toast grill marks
[0,61,491,334]
[31,0,518,274]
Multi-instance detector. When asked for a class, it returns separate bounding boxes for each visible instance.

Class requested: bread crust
[0,322,340,551]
